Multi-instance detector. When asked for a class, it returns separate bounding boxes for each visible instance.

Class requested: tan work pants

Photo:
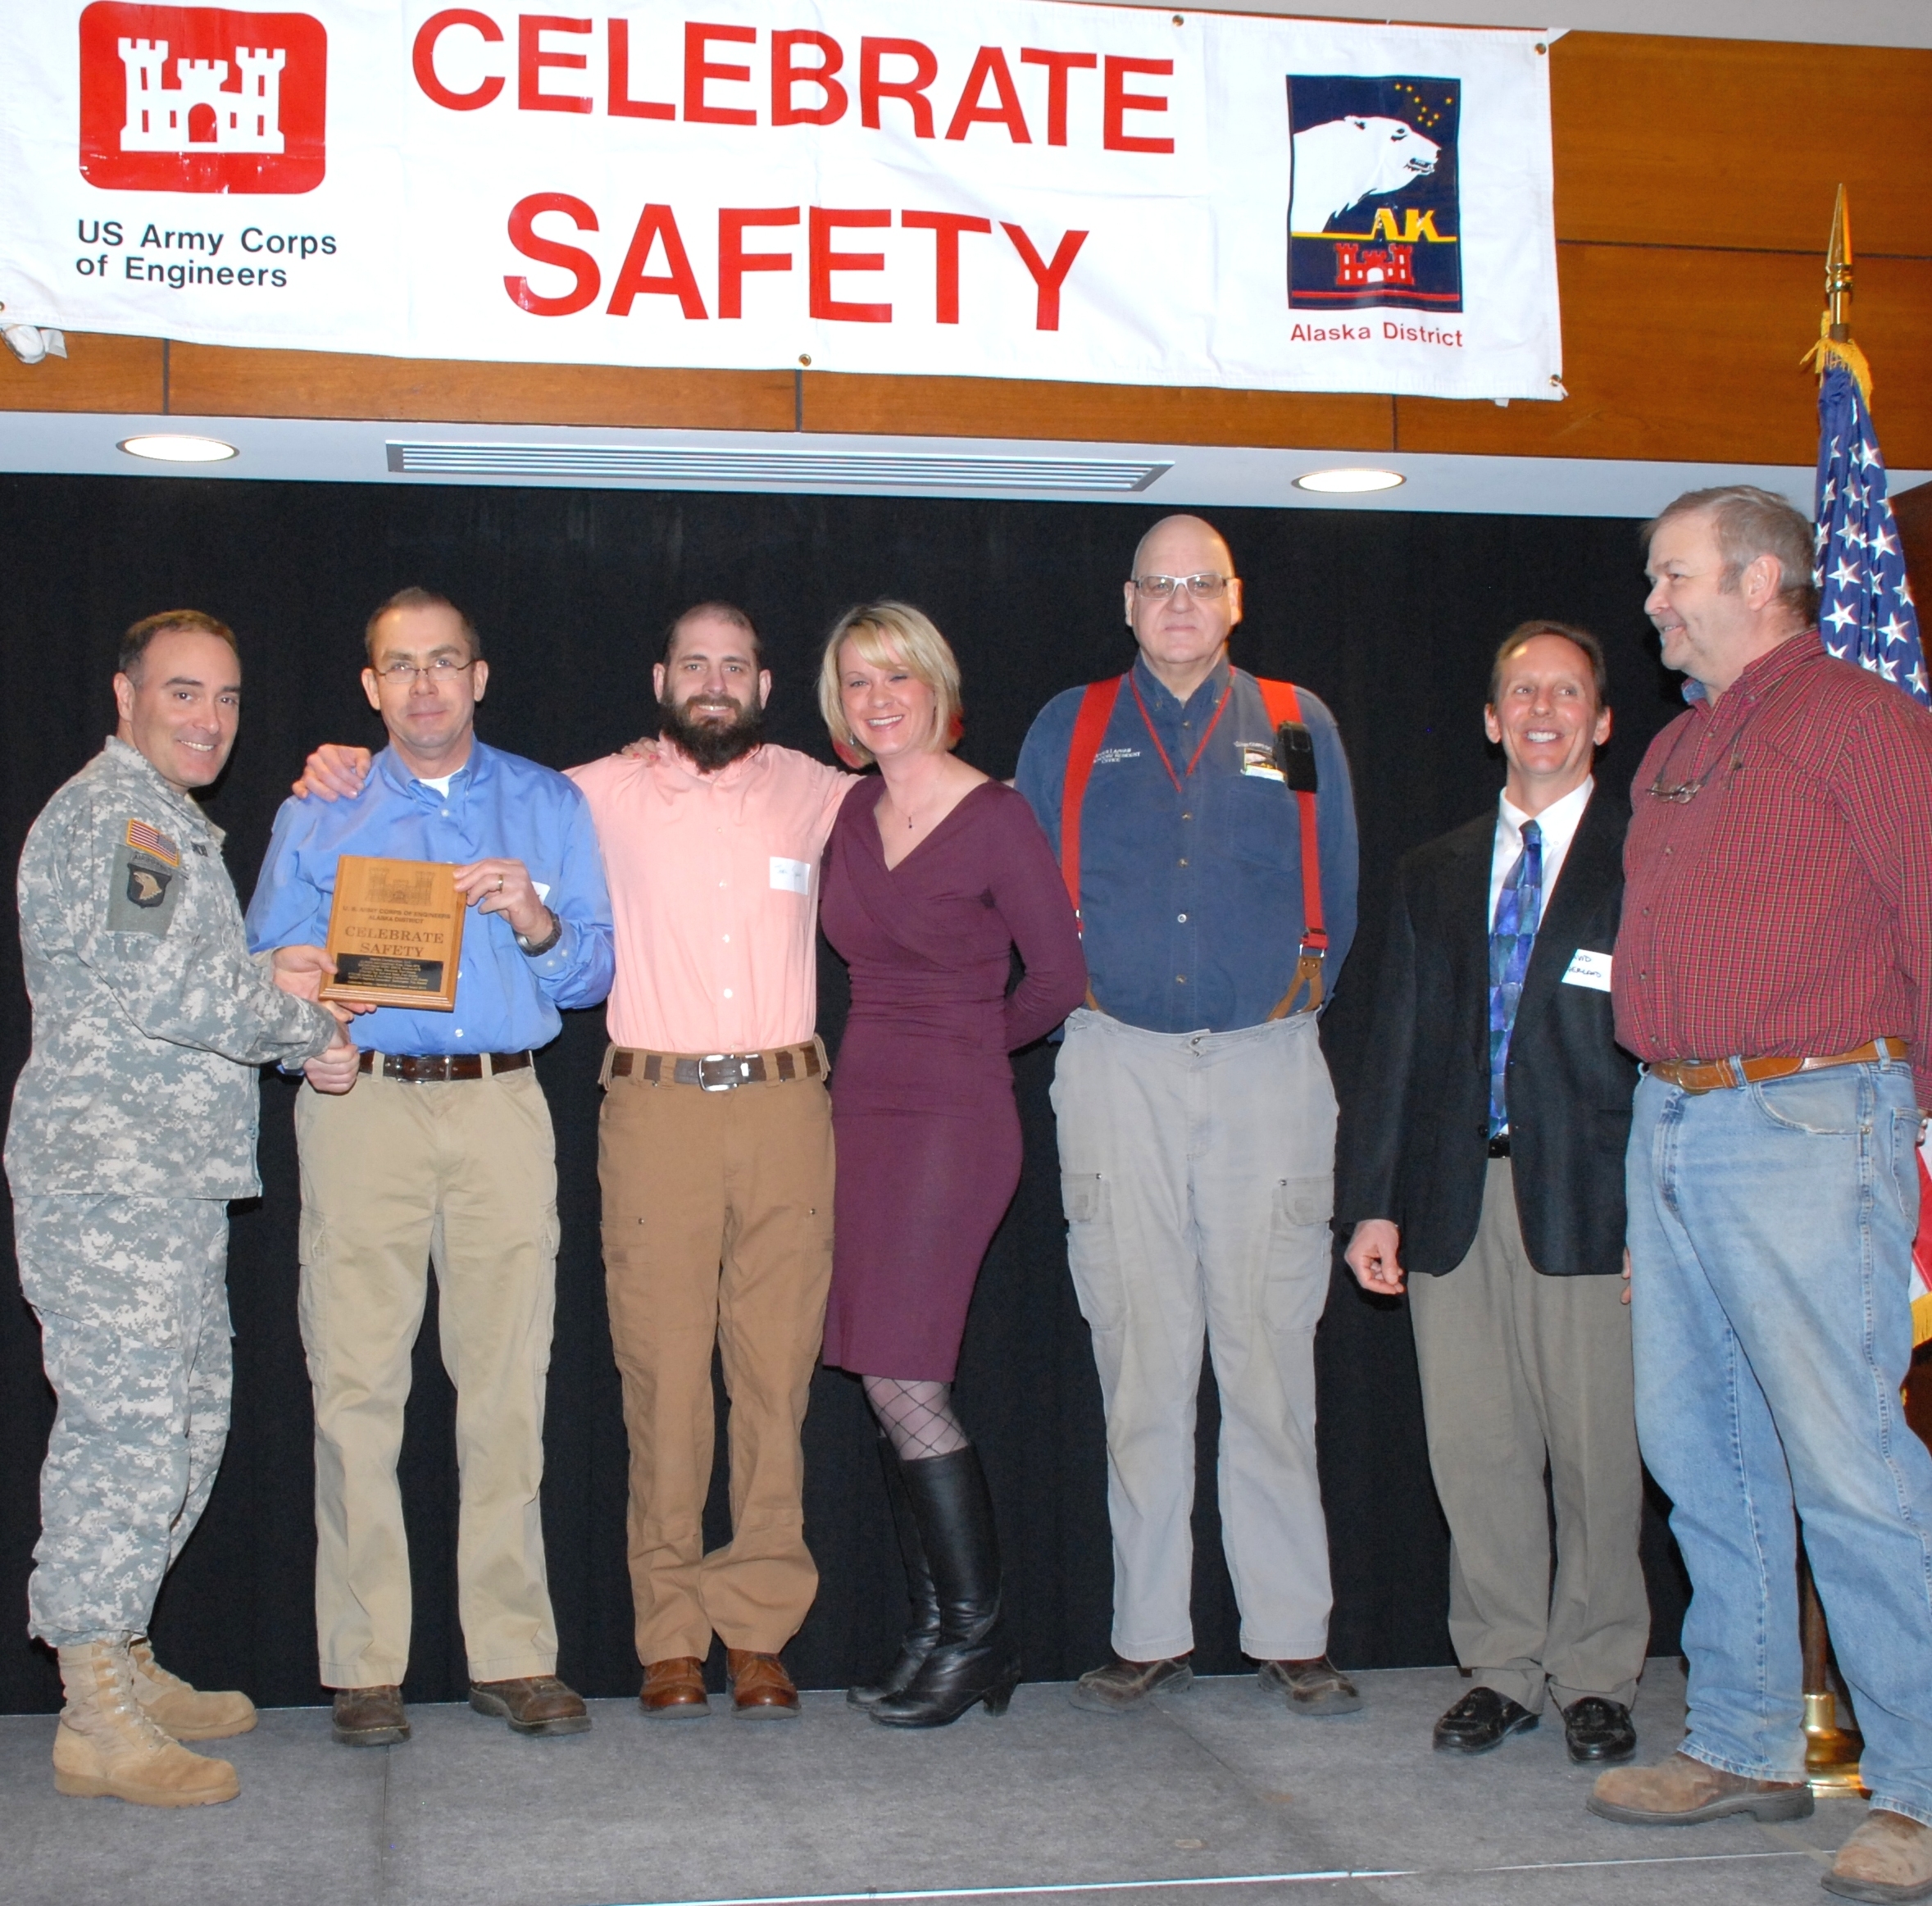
[1407,1158,1649,1713]
[598,1051,834,1665]
[295,1063,561,1688]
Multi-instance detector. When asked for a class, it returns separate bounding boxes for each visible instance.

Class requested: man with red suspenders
[1014,514,1361,1715]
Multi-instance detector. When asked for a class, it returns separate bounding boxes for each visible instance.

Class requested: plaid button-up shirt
[1615,630,1932,1110]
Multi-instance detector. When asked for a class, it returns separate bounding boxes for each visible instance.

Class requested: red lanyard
[1128,671,1234,793]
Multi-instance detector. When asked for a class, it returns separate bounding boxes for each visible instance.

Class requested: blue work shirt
[1015,654,1357,1035]
[245,739,614,1056]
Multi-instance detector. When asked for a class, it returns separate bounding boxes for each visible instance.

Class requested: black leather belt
[609,1044,822,1090]
[359,1051,532,1083]
[1487,1134,1512,1158]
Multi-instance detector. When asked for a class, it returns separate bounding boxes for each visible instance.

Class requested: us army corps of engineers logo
[1286,75,1462,316]
[78,2,327,193]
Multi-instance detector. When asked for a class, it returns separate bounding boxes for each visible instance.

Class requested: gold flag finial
[1825,184,1852,341]
[1804,184,1872,402]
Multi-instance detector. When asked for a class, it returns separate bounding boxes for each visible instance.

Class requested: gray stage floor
[0,1661,1863,1906]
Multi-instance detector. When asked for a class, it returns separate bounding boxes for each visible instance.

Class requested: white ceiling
[1093,2,1932,50]
[7,410,1920,520]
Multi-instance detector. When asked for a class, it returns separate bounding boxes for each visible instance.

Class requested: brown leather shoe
[1069,1656,1193,1713]
[1825,1810,1932,1904]
[639,1657,709,1720]
[1588,1751,1813,1825]
[726,1649,800,1718]
[1258,1656,1362,1716]
[331,1685,409,1747]
[469,1675,591,1738]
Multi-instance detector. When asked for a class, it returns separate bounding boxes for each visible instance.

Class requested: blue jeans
[1627,1060,1932,1826]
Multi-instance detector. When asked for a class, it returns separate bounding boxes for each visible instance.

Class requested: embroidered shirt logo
[1093,747,1143,766]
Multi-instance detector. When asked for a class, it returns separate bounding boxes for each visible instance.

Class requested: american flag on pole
[1812,357,1932,1344]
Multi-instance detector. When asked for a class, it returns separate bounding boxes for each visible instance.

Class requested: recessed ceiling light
[1293,466,1405,494]
[118,433,239,463]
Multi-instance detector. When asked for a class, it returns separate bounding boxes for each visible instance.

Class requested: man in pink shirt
[571,604,849,1720]
[299,602,851,1719]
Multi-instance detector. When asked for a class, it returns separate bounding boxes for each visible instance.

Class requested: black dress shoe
[1562,1696,1637,1764]
[1433,1685,1539,1754]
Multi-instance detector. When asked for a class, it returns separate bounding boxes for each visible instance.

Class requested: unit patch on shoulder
[125,817,181,867]
[107,817,187,935]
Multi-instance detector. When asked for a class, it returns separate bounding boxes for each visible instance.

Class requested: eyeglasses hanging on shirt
[1645,698,1770,803]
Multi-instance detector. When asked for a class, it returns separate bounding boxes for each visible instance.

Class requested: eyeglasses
[1130,573,1232,599]
[374,657,476,683]
[1647,766,1725,803]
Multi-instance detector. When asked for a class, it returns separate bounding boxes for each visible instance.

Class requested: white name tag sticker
[1562,948,1613,992]
[533,881,551,903]
[770,857,811,895]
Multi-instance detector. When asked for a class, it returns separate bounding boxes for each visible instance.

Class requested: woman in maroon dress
[816,602,1086,1728]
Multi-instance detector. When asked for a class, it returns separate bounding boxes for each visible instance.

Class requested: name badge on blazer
[1562,948,1612,992]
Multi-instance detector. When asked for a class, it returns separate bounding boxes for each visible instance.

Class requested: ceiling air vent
[384,441,1171,494]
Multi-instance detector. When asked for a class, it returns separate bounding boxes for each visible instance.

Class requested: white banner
[0,2,1562,399]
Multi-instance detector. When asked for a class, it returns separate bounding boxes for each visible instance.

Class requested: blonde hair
[817,602,963,766]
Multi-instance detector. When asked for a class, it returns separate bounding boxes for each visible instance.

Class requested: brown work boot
[469,1675,591,1737]
[128,1635,257,1742]
[639,1656,708,1720]
[1259,1655,1363,1717]
[52,1641,239,1806]
[331,1685,409,1746]
[1069,1656,1194,1713]
[1825,1810,1932,1904]
[726,1649,800,1718]
[1588,1750,1813,1825]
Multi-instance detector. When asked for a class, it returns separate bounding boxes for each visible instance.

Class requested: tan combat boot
[129,1635,257,1741]
[52,1640,239,1806]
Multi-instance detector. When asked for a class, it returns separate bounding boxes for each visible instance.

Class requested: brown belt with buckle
[606,1041,824,1091]
[359,1050,533,1083]
[1648,1037,1908,1094]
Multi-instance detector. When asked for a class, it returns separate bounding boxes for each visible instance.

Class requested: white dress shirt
[1489,775,1594,926]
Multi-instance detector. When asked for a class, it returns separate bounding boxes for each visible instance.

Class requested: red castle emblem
[1331,243,1416,290]
[78,2,326,193]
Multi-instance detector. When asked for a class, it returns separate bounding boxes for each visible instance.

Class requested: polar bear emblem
[1289,116,1440,234]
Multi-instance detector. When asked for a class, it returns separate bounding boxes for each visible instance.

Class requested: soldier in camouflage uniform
[5,609,357,1807]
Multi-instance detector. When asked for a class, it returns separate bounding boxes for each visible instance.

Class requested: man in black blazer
[1339,621,1647,1765]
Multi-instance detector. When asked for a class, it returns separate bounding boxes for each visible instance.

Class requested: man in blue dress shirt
[1016,516,1360,1716]
[246,588,613,1748]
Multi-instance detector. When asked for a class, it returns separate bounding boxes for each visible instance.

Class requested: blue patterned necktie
[1488,819,1542,1139]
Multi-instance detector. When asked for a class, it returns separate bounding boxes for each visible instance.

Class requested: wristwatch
[515,908,562,957]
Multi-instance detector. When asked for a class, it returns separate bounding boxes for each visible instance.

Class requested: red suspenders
[1058,673,1329,1017]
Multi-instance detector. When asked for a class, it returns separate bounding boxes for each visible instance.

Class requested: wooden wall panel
[1398,249,1932,468]
[1550,34,1932,254]
[799,374,1393,451]
[2,31,1925,462]
[0,333,162,414]
[166,347,795,432]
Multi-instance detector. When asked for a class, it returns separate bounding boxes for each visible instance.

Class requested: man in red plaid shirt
[1589,485,1932,1904]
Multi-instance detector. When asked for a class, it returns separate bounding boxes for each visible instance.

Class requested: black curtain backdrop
[0,472,1692,1715]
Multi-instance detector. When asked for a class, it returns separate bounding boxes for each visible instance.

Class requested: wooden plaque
[320,855,465,1011]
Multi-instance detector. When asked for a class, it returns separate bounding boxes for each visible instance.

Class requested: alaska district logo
[1286,75,1462,312]
[78,2,326,194]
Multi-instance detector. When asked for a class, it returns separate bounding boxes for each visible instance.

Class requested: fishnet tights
[863,1376,970,1461]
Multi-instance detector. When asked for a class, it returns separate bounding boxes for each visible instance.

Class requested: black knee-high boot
[848,1434,941,1708]
[869,1445,1020,1727]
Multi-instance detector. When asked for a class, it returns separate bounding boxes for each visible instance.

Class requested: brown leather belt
[359,1050,532,1083]
[607,1042,823,1091]
[1648,1037,1907,1094]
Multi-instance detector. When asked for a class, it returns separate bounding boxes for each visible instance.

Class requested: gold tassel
[1802,313,1875,407]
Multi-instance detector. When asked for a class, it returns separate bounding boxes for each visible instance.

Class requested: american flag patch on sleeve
[125,818,181,867]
